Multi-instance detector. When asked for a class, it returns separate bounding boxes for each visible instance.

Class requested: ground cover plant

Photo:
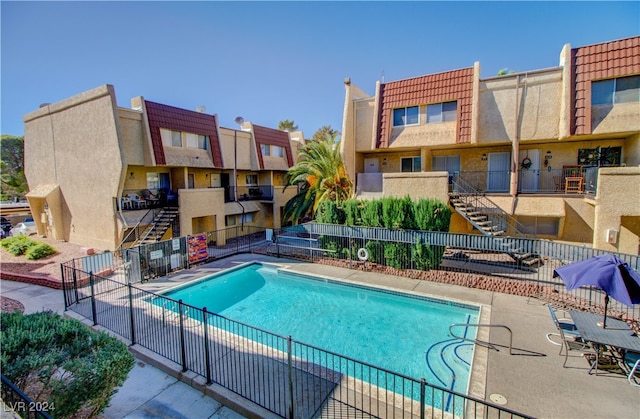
[315,197,451,269]
[0,311,134,418]
[1,236,56,260]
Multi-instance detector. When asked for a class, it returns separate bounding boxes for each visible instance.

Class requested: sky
[2,1,639,138]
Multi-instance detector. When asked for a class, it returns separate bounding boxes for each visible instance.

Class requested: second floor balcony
[224,185,274,202]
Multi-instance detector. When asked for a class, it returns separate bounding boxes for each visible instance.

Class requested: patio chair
[625,352,640,387]
[545,305,597,369]
[545,305,581,353]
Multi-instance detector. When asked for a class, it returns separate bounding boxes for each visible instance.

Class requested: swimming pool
[158,262,480,398]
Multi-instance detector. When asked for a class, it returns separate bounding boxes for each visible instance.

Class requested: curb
[0,271,63,290]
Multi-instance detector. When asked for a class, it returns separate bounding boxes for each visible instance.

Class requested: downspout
[511,73,526,198]
[237,201,245,231]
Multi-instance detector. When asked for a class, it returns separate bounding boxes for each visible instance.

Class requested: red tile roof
[144,101,223,166]
[376,67,475,148]
[251,124,294,170]
[571,36,640,135]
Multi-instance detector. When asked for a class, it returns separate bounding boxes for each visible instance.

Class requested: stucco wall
[389,120,457,148]
[23,84,123,250]
[178,188,226,238]
[381,172,449,203]
[477,70,562,144]
[591,102,640,135]
[593,167,640,253]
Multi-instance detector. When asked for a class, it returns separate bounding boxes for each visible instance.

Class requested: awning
[26,184,60,199]
[225,201,261,216]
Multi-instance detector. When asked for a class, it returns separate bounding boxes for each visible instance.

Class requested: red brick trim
[0,271,63,290]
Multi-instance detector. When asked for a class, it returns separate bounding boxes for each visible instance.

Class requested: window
[427,101,457,123]
[401,157,421,172]
[272,145,284,157]
[432,155,460,183]
[592,75,640,106]
[246,174,258,185]
[225,215,236,226]
[260,144,270,156]
[393,106,419,127]
[241,212,255,223]
[519,216,559,236]
[186,133,208,150]
[161,129,182,147]
[146,173,160,190]
[577,146,621,167]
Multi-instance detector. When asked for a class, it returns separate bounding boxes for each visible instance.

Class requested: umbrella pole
[603,294,609,328]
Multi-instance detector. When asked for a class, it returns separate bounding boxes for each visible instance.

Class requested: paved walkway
[0,280,245,419]
[2,253,639,418]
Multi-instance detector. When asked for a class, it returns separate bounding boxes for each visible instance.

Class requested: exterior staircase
[138,208,179,245]
[449,175,541,266]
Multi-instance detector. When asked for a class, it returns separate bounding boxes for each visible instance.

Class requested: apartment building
[23,85,301,250]
[340,36,640,254]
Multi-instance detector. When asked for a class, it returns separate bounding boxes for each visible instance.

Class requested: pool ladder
[449,323,514,355]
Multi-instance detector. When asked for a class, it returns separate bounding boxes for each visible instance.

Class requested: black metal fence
[62,270,530,419]
[1,375,53,419]
[270,223,640,322]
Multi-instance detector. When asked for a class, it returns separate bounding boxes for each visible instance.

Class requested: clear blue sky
[2,1,638,138]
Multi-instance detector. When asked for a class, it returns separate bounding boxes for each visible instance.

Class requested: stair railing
[451,174,531,238]
[116,208,159,251]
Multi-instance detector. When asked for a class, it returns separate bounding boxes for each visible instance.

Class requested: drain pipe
[237,201,245,231]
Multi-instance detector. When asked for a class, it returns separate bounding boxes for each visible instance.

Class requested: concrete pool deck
[3,253,638,418]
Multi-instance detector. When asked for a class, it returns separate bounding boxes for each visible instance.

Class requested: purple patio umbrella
[553,254,640,328]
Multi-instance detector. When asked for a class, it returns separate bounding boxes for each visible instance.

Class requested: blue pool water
[160,263,479,396]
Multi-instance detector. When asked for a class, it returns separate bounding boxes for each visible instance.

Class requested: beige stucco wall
[389,119,457,148]
[591,102,640,135]
[477,69,562,144]
[381,172,449,203]
[593,167,640,253]
[118,109,145,165]
[23,84,124,250]
[626,133,640,167]
[177,188,226,239]
[219,128,254,172]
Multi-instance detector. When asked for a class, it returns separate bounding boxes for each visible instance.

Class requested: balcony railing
[120,188,178,211]
[456,167,598,195]
[224,185,274,202]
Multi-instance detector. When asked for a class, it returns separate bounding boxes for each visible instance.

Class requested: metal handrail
[116,207,158,252]
[452,174,531,238]
[449,323,514,355]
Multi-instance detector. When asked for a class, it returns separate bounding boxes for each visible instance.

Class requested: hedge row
[314,197,451,269]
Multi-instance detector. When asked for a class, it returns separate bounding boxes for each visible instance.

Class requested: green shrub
[414,198,451,232]
[343,199,362,226]
[360,199,383,227]
[1,311,134,418]
[1,236,36,256]
[316,200,345,224]
[25,242,57,260]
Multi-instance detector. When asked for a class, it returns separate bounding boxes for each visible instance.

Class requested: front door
[364,158,379,173]
[487,152,510,192]
[518,149,541,192]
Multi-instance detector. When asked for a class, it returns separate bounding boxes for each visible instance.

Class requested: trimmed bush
[25,242,57,260]
[314,196,451,271]
[1,311,134,418]
[1,236,57,260]
[1,235,36,256]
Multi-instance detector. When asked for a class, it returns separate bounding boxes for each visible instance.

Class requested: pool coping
[145,258,490,404]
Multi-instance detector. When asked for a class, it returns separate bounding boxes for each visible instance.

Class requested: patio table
[569,310,640,373]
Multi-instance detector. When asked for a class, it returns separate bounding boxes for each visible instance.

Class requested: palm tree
[283,133,353,224]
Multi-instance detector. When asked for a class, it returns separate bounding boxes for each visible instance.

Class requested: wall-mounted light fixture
[544,150,553,167]
[205,173,209,178]
[481,153,488,161]
[129,172,134,180]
